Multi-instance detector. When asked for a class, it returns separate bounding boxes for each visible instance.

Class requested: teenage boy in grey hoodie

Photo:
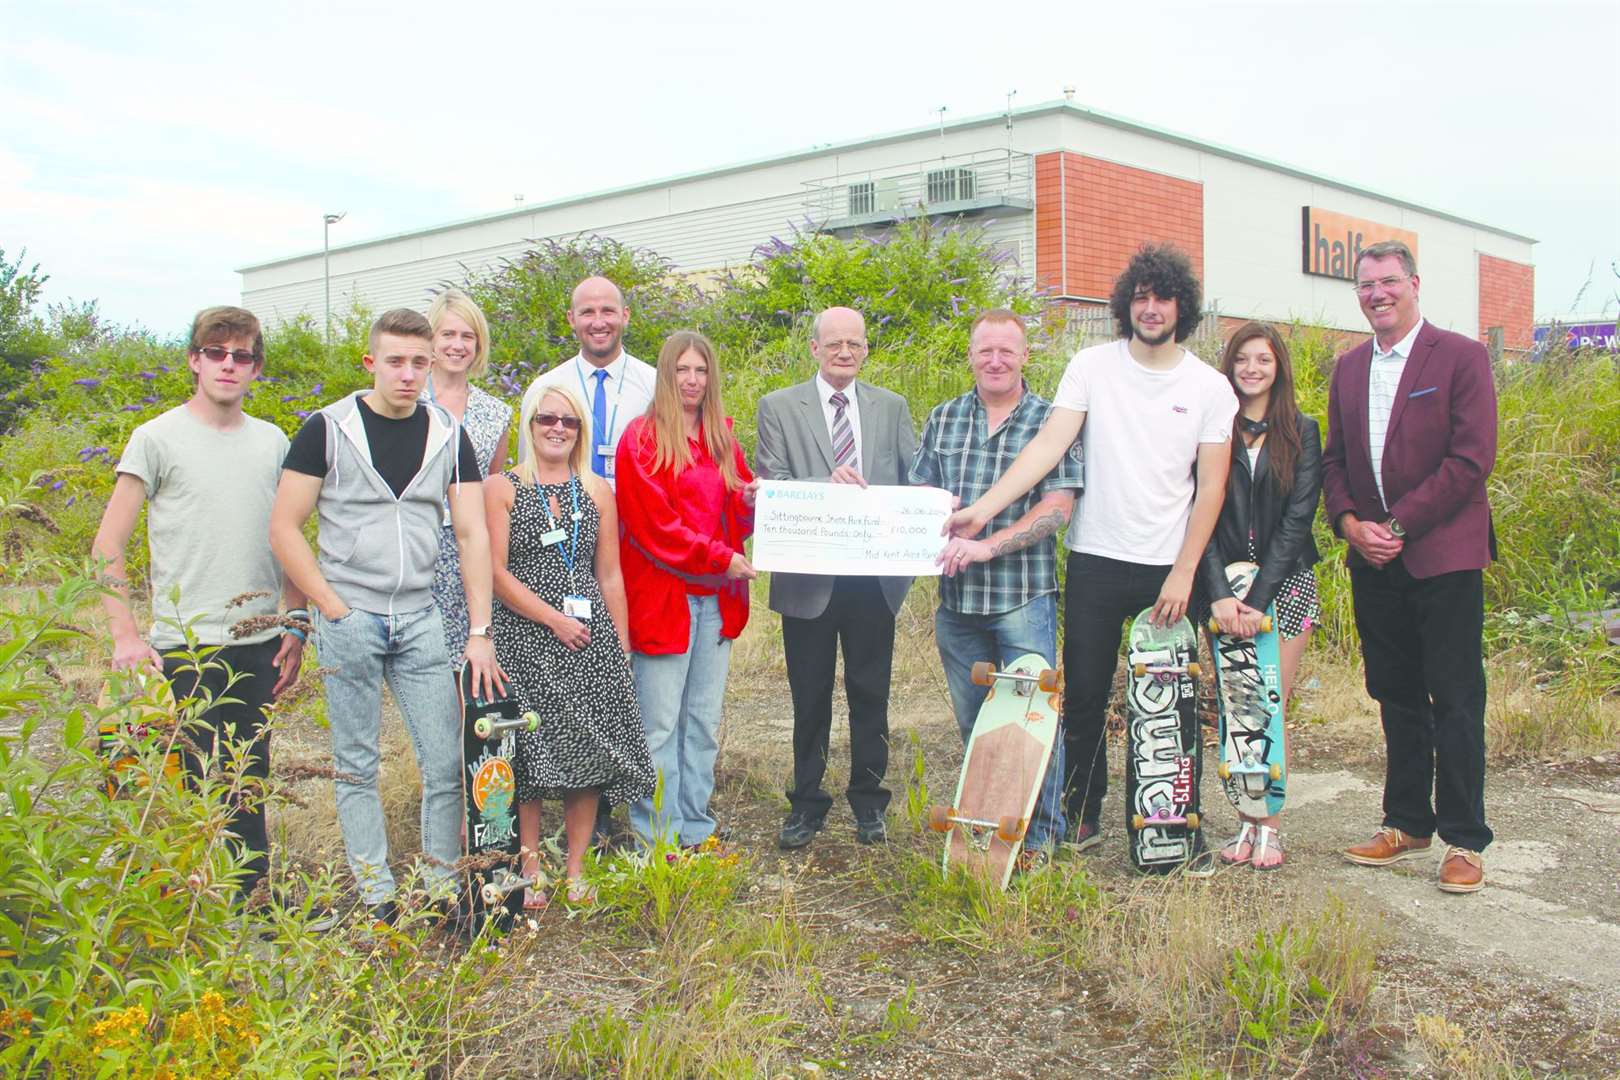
[271,308,506,922]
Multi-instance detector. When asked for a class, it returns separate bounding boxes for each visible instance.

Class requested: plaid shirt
[910,384,1084,615]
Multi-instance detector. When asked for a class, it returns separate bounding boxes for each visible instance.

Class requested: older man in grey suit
[755,307,916,848]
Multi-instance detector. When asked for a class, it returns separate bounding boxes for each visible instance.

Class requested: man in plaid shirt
[912,308,1082,867]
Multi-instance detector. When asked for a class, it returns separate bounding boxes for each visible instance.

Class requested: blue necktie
[591,369,609,477]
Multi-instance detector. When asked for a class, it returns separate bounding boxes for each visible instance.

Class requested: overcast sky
[5,0,1617,336]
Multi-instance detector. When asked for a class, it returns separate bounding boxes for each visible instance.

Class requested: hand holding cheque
[751,480,952,577]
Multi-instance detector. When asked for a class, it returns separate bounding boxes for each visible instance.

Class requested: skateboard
[457,662,541,934]
[97,668,182,794]
[1123,611,1203,874]
[928,653,1061,889]
[1207,562,1286,819]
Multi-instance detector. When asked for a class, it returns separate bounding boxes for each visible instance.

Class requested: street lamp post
[323,211,346,352]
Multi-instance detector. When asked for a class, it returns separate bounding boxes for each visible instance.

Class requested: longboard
[457,663,540,935]
[1208,562,1286,818]
[928,653,1061,889]
[1123,612,1203,874]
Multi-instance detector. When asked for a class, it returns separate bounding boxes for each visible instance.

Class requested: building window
[848,181,875,216]
[926,166,976,205]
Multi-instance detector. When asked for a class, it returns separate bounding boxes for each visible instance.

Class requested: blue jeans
[316,605,462,905]
[934,594,1067,850]
[630,594,732,847]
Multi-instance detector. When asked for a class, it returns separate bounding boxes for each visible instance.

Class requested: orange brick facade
[1034,152,1203,300]
[1478,254,1534,350]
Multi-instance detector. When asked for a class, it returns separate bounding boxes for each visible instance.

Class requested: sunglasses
[531,412,582,431]
[196,345,260,366]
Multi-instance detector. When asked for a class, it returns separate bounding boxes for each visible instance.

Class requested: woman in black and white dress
[1199,322,1322,871]
[483,382,654,905]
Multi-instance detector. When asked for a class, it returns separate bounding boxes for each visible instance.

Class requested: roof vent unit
[925,166,976,205]
[847,180,875,216]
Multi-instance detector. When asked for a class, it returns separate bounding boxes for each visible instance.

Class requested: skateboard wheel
[1132,662,1147,678]
[1260,616,1273,633]
[1186,662,1201,678]
[927,804,951,833]
[1269,763,1283,781]
[1186,812,1200,830]
[473,716,494,740]
[521,711,540,732]
[1207,618,1221,634]
[1037,668,1061,693]
[480,882,503,906]
[996,816,1026,843]
[1217,761,1231,780]
[970,661,996,687]
[1131,813,1145,831]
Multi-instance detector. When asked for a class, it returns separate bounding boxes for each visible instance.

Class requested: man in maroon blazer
[1322,240,1497,895]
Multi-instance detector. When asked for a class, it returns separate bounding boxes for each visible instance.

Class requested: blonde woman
[615,331,758,849]
[428,289,513,667]
[483,383,654,906]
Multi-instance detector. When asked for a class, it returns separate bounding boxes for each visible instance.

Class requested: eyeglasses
[196,345,260,366]
[531,412,582,431]
[820,338,868,355]
[1352,275,1410,295]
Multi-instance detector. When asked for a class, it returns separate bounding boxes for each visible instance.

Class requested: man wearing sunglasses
[1323,240,1498,894]
[92,305,308,902]
[271,308,506,925]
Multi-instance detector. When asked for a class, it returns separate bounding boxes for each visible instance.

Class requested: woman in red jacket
[615,330,758,848]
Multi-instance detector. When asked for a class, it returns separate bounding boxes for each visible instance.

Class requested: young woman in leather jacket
[1200,322,1323,870]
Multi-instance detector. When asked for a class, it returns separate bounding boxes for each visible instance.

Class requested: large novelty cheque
[751,480,950,576]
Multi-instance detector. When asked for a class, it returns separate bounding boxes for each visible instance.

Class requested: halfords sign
[1301,208,1419,281]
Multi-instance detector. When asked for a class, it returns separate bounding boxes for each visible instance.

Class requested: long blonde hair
[512,382,591,484]
[644,331,741,489]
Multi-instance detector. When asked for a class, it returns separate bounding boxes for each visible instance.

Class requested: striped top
[1367,319,1424,510]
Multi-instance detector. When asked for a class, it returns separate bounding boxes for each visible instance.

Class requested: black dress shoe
[777,812,824,849]
[854,812,888,845]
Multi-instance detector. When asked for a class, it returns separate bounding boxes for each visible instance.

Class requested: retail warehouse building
[240,99,1536,351]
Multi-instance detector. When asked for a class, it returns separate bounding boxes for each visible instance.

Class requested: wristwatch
[1385,517,1406,539]
[468,624,493,640]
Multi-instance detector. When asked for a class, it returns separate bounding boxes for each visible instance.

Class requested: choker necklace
[1238,415,1269,437]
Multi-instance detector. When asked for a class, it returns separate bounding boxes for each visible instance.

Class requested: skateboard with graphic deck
[1123,611,1204,874]
[1207,561,1286,819]
[928,653,1062,889]
[456,662,542,935]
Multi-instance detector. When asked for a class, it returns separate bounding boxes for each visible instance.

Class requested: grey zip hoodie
[315,391,464,615]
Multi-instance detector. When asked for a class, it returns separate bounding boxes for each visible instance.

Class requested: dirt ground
[252,638,1620,1078]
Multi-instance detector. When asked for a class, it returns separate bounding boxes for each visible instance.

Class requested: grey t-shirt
[117,405,289,647]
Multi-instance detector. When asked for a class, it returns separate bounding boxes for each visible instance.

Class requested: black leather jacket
[1199,413,1323,614]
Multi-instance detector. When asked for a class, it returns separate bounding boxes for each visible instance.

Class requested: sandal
[1251,825,1284,871]
[565,879,597,906]
[1220,821,1256,865]
[523,886,549,911]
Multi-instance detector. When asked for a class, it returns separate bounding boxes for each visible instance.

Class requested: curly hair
[1108,244,1203,343]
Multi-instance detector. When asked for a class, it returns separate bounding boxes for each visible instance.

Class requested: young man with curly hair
[946,245,1237,856]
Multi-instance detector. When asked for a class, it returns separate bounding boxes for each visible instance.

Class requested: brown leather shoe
[1343,826,1432,866]
[1438,846,1485,893]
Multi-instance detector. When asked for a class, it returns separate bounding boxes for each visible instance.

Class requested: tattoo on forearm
[992,508,1066,557]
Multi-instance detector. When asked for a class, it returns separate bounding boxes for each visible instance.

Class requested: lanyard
[537,472,582,585]
[575,358,624,448]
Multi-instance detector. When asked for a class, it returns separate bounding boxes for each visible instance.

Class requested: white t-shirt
[1053,339,1238,564]
[117,405,289,647]
[524,350,656,486]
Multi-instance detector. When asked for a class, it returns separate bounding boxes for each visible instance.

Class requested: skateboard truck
[1217,751,1283,782]
[472,711,541,740]
[480,866,549,907]
[1131,651,1201,680]
[970,662,1061,697]
[927,804,1027,850]
[1131,808,1201,830]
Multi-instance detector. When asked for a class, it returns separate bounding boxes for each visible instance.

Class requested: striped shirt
[1367,319,1424,510]
[910,384,1084,615]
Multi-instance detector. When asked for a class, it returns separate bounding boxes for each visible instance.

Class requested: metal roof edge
[236,99,1534,273]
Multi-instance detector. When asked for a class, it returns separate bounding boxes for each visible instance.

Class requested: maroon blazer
[1321,319,1497,579]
